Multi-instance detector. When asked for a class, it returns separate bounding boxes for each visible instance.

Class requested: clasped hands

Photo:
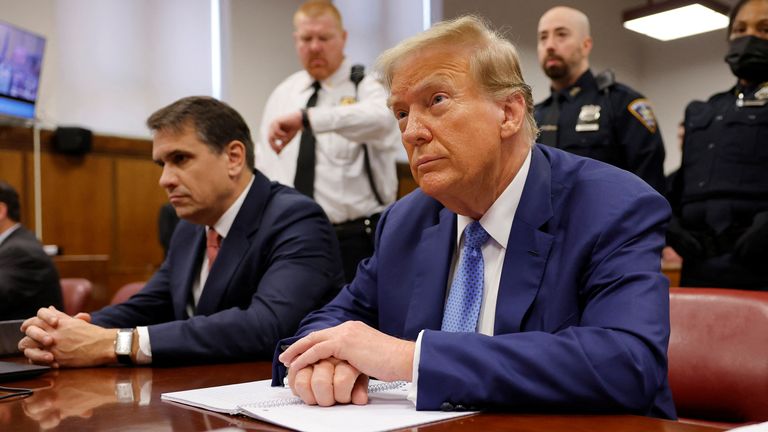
[278,321,415,407]
[18,306,116,368]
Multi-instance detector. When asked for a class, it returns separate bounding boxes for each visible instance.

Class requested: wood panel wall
[0,148,29,221]
[0,125,166,309]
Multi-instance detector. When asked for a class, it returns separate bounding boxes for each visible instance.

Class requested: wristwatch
[115,380,135,402]
[115,328,135,365]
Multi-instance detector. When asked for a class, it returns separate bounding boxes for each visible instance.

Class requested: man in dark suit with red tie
[19,96,344,367]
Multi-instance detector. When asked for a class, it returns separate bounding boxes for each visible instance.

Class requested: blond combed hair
[377,15,538,141]
[293,0,343,29]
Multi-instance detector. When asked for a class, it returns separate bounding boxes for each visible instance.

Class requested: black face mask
[725,35,768,83]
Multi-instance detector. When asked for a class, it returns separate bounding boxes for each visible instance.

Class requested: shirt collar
[551,69,595,102]
[302,59,351,92]
[0,223,21,247]
[208,175,254,239]
[456,147,532,249]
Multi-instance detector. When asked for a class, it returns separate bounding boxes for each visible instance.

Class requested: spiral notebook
[161,379,476,432]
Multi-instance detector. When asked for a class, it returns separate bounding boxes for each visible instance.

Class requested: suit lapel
[195,171,268,315]
[494,146,555,334]
[403,206,456,338]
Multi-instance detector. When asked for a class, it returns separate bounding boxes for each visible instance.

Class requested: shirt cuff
[406,330,424,406]
[306,106,332,133]
[135,326,152,365]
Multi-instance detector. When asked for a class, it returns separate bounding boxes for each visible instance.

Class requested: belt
[334,213,381,237]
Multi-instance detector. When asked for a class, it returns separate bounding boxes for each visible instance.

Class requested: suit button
[440,402,454,411]
[707,143,715,149]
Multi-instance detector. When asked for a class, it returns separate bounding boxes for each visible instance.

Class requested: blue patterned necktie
[441,221,490,332]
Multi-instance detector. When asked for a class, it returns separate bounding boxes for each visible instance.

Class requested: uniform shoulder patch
[627,98,657,133]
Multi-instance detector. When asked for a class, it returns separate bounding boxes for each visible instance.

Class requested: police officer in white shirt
[257,0,400,283]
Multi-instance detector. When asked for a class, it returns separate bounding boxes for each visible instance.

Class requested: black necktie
[294,81,322,197]
[540,92,561,147]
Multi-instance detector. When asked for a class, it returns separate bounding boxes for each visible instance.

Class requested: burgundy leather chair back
[110,282,145,305]
[59,278,93,315]
[669,287,768,424]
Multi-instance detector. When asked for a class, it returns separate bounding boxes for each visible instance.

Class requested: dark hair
[146,96,255,170]
[729,0,753,36]
[0,181,21,222]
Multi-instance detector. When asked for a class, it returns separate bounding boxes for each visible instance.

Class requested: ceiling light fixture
[622,0,730,41]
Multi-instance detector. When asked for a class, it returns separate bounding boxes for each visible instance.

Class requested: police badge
[628,98,658,133]
[755,84,768,100]
[575,104,601,132]
[739,85,768,107]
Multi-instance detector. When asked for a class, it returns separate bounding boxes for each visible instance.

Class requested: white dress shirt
[256,60,401,224]
[135,175,255,363]
[408,148,533,404]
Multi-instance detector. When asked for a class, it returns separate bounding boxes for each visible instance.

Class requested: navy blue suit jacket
[274,145,676,418]
[93,171,344,364]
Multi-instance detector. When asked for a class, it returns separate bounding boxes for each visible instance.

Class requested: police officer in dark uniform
[535,6,666,193]
[667,0,768,289]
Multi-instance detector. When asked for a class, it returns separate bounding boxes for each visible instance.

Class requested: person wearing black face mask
[725,33,768,82]
[667,0,768,290]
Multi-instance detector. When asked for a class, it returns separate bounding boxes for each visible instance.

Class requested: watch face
[115,330,132,355]
[115,381,134,402]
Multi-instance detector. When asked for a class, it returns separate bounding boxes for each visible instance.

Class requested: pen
[279,344,291,388]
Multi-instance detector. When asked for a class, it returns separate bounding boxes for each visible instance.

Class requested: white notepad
[161,379,476,432]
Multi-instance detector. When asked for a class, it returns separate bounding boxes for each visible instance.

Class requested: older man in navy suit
[275,16,676,419]
[19,96,344,367]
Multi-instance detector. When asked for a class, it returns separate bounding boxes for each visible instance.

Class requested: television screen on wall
[0,20,45,124]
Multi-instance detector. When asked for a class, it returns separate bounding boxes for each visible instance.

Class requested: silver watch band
[115,328,134,365]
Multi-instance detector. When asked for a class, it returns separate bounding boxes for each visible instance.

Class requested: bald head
[537,6,593,90]
[539,6,591,39]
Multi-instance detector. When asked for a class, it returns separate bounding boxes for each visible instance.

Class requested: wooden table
[0,361,727,432]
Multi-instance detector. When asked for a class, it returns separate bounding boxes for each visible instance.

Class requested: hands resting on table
[279,321,416,407]
[18,306,118,368]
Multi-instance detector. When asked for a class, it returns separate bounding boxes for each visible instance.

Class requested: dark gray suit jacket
[0,226,63,320]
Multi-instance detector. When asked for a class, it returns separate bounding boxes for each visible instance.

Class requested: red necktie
[206,228,221,271]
